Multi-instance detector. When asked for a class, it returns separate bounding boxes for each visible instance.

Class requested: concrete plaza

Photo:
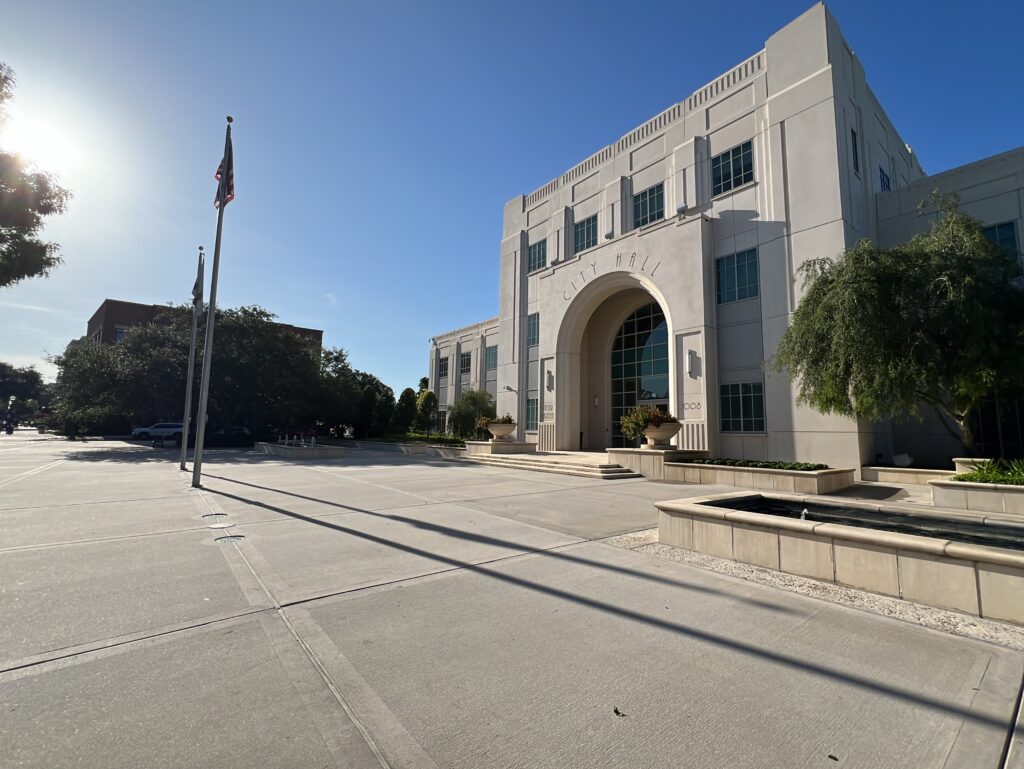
[1,433,1022,768]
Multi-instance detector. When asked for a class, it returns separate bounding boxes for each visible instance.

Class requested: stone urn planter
[643,421,680,449]
[488,423,517,441]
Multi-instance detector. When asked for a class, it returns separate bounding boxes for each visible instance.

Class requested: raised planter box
[929,478,1024,515]
[465,440,537,456]
[664,462,855,494]
[607,448,694,480]
[861,466,953,485]
[657,492,1024,625]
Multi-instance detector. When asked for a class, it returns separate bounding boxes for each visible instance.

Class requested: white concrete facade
[429,3,1022,471]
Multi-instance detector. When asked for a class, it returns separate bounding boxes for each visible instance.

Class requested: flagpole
[179,246,204,471]
[191,116,232,488]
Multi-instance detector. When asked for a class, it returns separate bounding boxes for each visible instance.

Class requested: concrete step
[458,454,642,480]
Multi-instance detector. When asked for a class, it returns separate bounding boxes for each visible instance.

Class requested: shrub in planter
[954,458,1024,486]
[686,458,830,471]
[619,405,679,443]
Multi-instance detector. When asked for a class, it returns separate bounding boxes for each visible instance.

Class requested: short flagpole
[192,117,233,488]
[179,246,204,471]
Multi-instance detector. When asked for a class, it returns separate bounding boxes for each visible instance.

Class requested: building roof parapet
[431,316,499,344]
[522,49,765,209]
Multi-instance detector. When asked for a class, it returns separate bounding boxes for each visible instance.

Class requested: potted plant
[486,413,517,441]
[619,404,680,449]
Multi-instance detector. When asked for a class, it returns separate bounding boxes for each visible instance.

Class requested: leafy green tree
[391,387,417,434]
[0,64,72,287]
[318,347,360,436]
[0,361,43,401]
[414,390,437,433]
[353,385,377,439]
[418,376,429,393]
[446,389,495,439]
[373,393,395,436]
[774,195,1024,452]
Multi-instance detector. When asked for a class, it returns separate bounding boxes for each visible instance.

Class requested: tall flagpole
[179,246,204,471]
[192,116,233,488]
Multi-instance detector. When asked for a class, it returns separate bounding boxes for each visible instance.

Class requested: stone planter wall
[860,466,953,485]
[664,463,855,494]
[302,440,465,459]
[929,478,1024,515]
[953,457,988,474]
[606,448,692,480]
[464,440,538,456]
[657,493,1024,625]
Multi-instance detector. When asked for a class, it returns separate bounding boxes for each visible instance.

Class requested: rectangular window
[574,214,598,253]
[983,222,1019,258]
[879,167,891,193]
[435,408,447,434]
[526,313,539,347]
[526,398,538,430]
[114,326,128,343]
[715,249,759,304]
[459,351,471,376]
[485,345,498,371]
[711,141,754,196]
[437,357,448,379]
[851,129,860,174]
[527,239,547,273]
[720,382,765,432]
[632,183,664,228]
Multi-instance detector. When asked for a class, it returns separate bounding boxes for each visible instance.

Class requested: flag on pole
[214,124,234,208]
[192,248,205,307]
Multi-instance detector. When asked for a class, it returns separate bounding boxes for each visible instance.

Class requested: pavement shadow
[202,479,1009,730]
[204,474,796,613]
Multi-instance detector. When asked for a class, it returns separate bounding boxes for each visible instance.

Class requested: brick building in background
[86,299,323,346]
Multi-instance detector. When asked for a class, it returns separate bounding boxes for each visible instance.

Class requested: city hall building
[429,3,1023,471]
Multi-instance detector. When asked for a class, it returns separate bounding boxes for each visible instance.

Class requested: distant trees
[0,64,72,288]
[446,389,495,439]
[0,361,43,402]
[414,390,437,433]
[391,388,418,434]
[51,304,397,439]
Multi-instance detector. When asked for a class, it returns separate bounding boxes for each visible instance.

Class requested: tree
[353,385,377,439]
[418,376,429,393]
[446,389,495,439]
[414,390,437,433]
[392,387,417,434]
[0,361,43,401]
[52,304,327,436]
[774,194,1024,453]
[0,64,72,287]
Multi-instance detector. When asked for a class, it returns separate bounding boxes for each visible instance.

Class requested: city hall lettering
[561,252,662,303]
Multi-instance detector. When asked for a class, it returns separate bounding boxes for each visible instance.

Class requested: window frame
[850,128,860,175]
[983,221,1019,259]
[711,140,755,197]
[574,214,598,254]
[527,238,547,273]
[437,356,448,379]
[525,398,539,431]
[526,313,539,347]
[879,167,891,193]
[459,351,471,376]
[720,381,766,433]
[715,248,759,305]
[484,345,498,371]
[632,183,665,228]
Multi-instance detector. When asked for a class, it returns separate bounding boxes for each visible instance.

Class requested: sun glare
[0,105,81,179]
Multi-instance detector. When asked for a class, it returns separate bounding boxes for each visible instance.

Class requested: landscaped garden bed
[929,460,1024,515]
[664,458,854,494]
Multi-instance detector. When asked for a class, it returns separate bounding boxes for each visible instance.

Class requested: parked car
[131,422,183,441]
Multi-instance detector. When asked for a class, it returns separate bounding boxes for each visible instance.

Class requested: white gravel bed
[603,528,1024,652]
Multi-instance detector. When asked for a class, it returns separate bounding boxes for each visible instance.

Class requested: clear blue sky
[1,0,1020,393]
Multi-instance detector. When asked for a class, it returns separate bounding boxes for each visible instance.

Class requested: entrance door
[610,303,670,447]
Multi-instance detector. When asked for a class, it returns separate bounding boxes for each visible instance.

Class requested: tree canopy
[446,389,495,439]
[774,195,1024,451]
[0,361,43,402]
[0,64,71,287]
[51,304,397,439]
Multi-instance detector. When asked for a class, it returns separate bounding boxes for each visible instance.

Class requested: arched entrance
[609,302,669,447]
[553,273,674,451]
